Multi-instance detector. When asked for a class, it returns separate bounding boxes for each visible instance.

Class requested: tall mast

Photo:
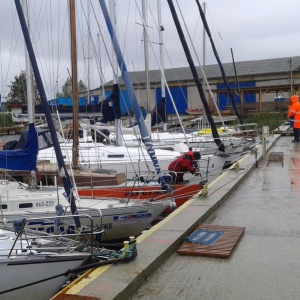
[22,0,37,187]
[142,0,150,112]
[157,0,167,132]
[69,0,79,167]
[22,0,34,124]
[87,0,91,113]
[202,2,206,66]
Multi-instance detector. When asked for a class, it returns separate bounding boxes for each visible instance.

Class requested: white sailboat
[0,215,96,300]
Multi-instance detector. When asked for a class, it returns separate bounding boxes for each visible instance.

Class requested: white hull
[3,198,171,241]
[0,254,85,300]
[0,180,172,241]
[37,142,180,167]
[0,227,88,300]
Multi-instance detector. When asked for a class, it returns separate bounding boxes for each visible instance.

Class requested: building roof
[114,56,300,86]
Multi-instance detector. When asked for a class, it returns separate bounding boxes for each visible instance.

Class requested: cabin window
[0,205,7,209]
[19,203,33,209]
[107,154,125,158]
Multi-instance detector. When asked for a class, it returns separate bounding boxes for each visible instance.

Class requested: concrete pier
[53,125,299,300]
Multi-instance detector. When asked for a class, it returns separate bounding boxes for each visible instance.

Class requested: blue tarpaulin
[186,229,224,245]
[0,123,38,170]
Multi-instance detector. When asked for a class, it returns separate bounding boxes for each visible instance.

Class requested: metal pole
[202,2,206,66]
[69,0,79,167]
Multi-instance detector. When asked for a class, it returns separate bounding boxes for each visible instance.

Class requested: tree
[7,71,40,104]
[56,78,87,98]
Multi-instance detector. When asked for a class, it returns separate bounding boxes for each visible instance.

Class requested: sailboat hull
[0,255,86,300]
[2,198,171,241]
[78,183,201,214]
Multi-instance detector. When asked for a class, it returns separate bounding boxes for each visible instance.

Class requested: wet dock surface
[53,126,300,300]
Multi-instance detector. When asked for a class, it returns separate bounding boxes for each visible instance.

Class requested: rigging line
[4,7,21,97]
[134,0,190,147]
[55,2,69,96]
[79,0,105,89]
[203,4,228,63]
[29,1,53,98]
[175,0,227,131]
[195,0,243,125]
[143,1,191,110]
[48,0,54,93]
[116,0,132,77]
[90,2,115,83]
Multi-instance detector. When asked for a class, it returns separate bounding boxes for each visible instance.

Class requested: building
[81,56,300,116]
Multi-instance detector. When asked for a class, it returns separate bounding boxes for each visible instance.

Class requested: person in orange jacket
[168,150,201,184]
[288,95,300,143]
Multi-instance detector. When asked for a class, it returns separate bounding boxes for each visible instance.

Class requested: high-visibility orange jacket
[288,96,300,129]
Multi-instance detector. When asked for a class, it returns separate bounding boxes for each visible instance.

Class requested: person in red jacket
[168,151,201,184]
[288,95,300,143]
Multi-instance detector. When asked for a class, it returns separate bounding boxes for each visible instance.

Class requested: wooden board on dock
[177,224,245,258]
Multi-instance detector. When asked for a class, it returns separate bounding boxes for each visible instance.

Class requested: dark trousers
[293,128,300,142]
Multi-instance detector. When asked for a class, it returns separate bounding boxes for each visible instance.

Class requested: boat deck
[52,125,300,300]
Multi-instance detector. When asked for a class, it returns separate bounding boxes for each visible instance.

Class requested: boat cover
[0,123,38,170]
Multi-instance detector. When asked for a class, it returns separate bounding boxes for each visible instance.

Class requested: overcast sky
[1,0,299,100]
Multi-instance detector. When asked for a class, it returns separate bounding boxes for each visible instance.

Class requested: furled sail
[99,0,169,189]
[151,97,167,127]
[101,83,121,122]
[0,123,38,171]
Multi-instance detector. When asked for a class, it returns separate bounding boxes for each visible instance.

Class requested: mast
[167,0,225,152]
[22,0,34,124]
[142,0,150,112]
[22,0,37,186]
[69,0,79,167]
[15,0,81,229]
[157,0,167,132]
[202,1,206,66]
[231,48,243,116]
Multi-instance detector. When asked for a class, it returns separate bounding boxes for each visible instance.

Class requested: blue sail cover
[101,83,121,122]
[0,123,38,170]
[151,97,167,127]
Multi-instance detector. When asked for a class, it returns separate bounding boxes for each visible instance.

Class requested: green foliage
[241,112,287,132]
[7,71,40,104]
[0,113,13,127]
[56,78,87,98]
